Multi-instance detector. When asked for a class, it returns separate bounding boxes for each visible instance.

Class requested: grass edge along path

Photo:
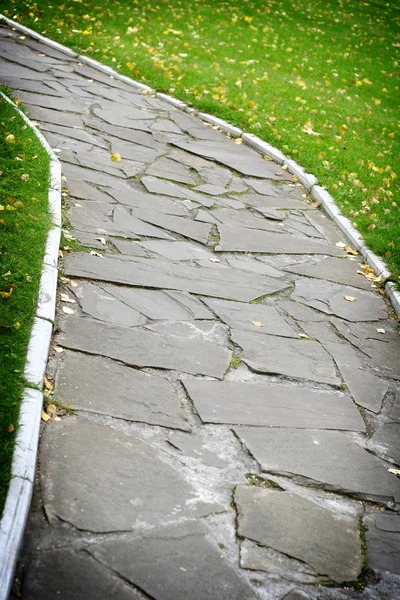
[2,0,400,286]
[0,89,51,515]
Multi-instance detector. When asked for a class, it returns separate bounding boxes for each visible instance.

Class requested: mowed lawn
[5,0,400,282]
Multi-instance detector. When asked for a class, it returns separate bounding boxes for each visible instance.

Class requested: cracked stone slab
[234,428,400,504]
[172,137,292,179]
[25,104,84,128]
[211,208,282,233]
[141,176,214,208]
[138,240,214,261]
[231,329,341,385]
[235,486,363,584]
[15,90,86,113]
[280,299,327,322]
[87,521,256,600]
[216,225,344,255]
[56,351,190,430]
[226,256,287,278]
[292,278,388,321]
[109,238,149,256]
[166,431,229,467]
[182,379,365,430]
[146,156,196,184]
[86,116,165,149]
[41,418,221,532]
[284,257,373,290]
[62,163,133,191]
[364,512,400,575]
[323,341,389,413]
[22,547,143,600]
[64,253,287,302]
[131,207,212,244]
[108,137,164,164]
[105,188,191,216]
[71,281,147,326]
[242,192,308,211]
[57,316,231,378]
[201,298,296,337]
[369,424,400,466]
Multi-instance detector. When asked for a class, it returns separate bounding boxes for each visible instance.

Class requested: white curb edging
[0,92,61,600]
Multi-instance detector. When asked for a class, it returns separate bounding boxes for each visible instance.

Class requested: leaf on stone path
[60,293,75,303]
[336,241,346,248]
[62,306,75,315]
[388,468,400,476]
[44,376,53,391]
[209,257,220,262]
[90,250,103,258]
[70,280,78,288]
[111,152,121,162]
[46,404,57,417]
[299,333,312,340]
[376,328,386,334]
[311,200,321,208]
[95,237,107,245]
[234,138,243,144]
[344,295,357,302]
[41,410,51,423]
[54,346,65,353]
[344,246,358,255]
[251,321,264,327]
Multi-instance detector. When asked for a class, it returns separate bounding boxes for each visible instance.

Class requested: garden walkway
[1,23,400,600]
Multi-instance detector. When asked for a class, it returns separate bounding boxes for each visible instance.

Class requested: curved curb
[0,93,61,600]
[1,14,398,316]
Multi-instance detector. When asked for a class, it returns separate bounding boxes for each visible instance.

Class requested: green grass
[0,90,51,514]
[3,0,400,283]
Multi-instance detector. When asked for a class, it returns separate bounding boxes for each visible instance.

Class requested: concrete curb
[0,92,61,600]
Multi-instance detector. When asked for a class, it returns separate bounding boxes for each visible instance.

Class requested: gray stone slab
[194,184,227,195]
[243,192,308,211]
[2,77,65,96]
[63,163,132,191]
[323,341,389,413]
[211,208,282,233]
[25,104,84,128]
[234,428,400,503]
[100,286,214,320]
[202,298,296,337]
[88,521,256,600]
[283,591,312,600]
[282,216,324,239]
[146,157,196,184]
[22,548,142,600]
[292,278,388,321]
[69,229,108,250]
[280,299,327,322]
[57,351,189,430]
[172,137,292,179]
[151,118,183,134]
[235,487,362,584]
[141,176,214,208]
[86,117,164,149]
[166,431,228,467]
[58,316,231,378]
[198,167,232,189]
[231,329,341,385]
[300,321,342,344]
[105,188,191,215]
[64,253,286,302]
[364,512,400,575]
[138,240,213,261]
[284,257,373,289]
[131,208,212,244]
[226,256,286,278]
[41,418,220,532]
[71,281,146,326]
[15,90,86,113]
[369,424,400,466]
[41,123,109,149]
[110,238,149,256]
[182,379,365,430]
[216,225,343,255]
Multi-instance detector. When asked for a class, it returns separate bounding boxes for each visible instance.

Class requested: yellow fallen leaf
[344,295,357,302]
[44,376,53,391]
[5,134,15,143]
[41,410,51,422]
[344,246,358,255]
[111,152,121,162]
[70,280,78,287]
[251,321,264,327]
[14,321,20,329]
[60,293,75,303]
[46,404,57,417]
[62,306,74,315]
[6,424,14,433]
[0,285,15,299]
[299,333,312,340]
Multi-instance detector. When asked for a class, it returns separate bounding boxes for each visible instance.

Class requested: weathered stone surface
[146,157,196,184]
[324,341,389,413]
[166,431,228,467]
[284,257,373,289]
[109,138,164,164]
[243,192,308,211]
[216,225,343,255]
[88,521,256,600]
[280,299,327,322]
[64,253,288,302]
[231,329,341,385]
[202,298,296,337]
[16,90,86,113]
[131,208,212,244]
[235,487,362,583]
[234,428,400,503]
[211,208,282,232]
[226,256,286,278]
[138,240,213,260]
[292,279,388,321]
[41,418,220,532]
[105,188,191,215]
[364,512,400,575]
[182,379,365,430]
[300,321,342,344]
[194,183,227,195]
[57,352,189,430]
[369,424,400,466]
[22,548,142,600]
[72,281,146,326]
[282,215,324,239]
[58,316,231,378]
[26,104,84,128]
[282,588,312,600]
[172,137,291,179]
[110,238,149,256]
[141,175,214,207]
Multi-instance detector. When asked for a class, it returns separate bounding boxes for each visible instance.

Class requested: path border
[1,14,398,316]
[0,92,61,600]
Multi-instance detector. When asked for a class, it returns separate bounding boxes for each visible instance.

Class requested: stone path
[1,24,400,600]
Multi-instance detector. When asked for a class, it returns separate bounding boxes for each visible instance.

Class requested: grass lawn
[3,0,400,283]
[0,90,51,514]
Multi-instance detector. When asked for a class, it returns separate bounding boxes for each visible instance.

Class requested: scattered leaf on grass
[344,295,357,302]
[62,306,74,315]
[5,134,15,144]
[20,173,29,181]
[6,424,14,433]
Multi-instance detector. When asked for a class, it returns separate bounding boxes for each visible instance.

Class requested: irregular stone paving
[2,25,400,600]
